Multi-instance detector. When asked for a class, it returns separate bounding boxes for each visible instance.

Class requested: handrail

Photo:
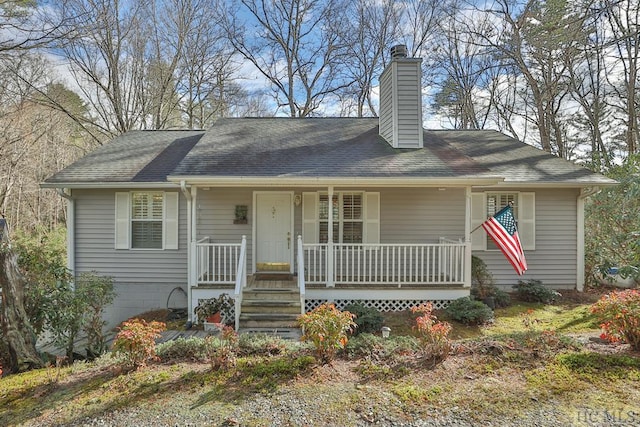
[233,235,247,331]
[296,235,306,315]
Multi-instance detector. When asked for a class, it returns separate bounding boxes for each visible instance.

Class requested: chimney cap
[391,45,408,59]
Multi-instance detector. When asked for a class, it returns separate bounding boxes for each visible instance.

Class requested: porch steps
[239,287,302,332]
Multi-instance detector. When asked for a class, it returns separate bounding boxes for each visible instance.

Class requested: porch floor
[247,274,297,290]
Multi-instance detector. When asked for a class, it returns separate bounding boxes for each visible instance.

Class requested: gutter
[56,188,75,283]
[576,186,602,291]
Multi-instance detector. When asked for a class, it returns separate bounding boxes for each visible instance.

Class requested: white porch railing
[196,237,242,284]
[296,235,306,314]
[302,242,467,286]
[233,236,247,331]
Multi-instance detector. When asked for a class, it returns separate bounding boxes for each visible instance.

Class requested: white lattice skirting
[305,299,451,312]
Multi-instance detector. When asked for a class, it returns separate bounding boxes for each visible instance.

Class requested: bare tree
[336,0,400,117]
[474,0,590,158]
[601,0,639,156]
[0,0,77,53]
[431,2,497,129]
[567,6,614,171]
[224,0,350,117]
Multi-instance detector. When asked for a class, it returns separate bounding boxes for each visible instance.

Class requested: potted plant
[194,293,234,330]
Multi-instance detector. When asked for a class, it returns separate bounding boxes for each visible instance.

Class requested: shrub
[205,325,238,370]
[343,303,384,335]
[112,319,166,370]
[445,297,493,325]
[297,303,356,363]
[514,279,560,304]
[156,337,209,362]
[493,289,511,308]
[237,333,301,356]
[346,333,419,361]
[412,303,452,361]
[591,289,640,350]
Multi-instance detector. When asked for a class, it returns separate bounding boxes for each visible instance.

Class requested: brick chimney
[378,45,423,148]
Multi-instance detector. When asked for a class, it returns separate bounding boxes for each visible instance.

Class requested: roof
[43,118,616,187]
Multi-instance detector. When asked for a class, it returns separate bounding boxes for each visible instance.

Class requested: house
[43,46,616,330]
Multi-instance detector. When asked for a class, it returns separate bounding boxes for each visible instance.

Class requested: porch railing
[196,237,242,284]
[302,242,467,286]
[296,235,306,314]
[233,236,247,331]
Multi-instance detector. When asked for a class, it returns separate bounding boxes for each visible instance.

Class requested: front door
[255,192,292,272]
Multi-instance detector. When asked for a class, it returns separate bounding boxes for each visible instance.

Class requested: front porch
[189,236,471,330]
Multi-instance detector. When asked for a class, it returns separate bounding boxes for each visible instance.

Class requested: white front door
[255,192,293,272]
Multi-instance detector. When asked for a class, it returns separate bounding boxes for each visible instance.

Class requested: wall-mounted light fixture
[294,194,301,206]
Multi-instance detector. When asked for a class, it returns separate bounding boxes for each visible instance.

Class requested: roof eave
[166,175,505,187]
[472,180,618,189]
[40,181,180,189]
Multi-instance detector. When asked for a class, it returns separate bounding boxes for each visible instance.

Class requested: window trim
[115,191,179,250]
[318,192,364,244]
[471,191,535,252]
[302,191,379,245]
[131,191,164,250]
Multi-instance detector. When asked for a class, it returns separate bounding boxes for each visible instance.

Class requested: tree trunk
[0,222,43,373]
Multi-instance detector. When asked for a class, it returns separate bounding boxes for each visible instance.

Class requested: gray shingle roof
[171,118,492,178]
[43,118,615,187]
[45,130,204,183]
[437,130,616,185]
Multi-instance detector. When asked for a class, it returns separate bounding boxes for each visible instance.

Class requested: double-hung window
[318,193,363,243]
[115,191,179,250]
[131,192,163,249]
[303,191,379,245]
[471,191,535,251]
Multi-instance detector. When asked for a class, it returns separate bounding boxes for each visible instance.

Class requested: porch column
[464,186,472,288]
[327,186,335,287]
[188,186,198,322]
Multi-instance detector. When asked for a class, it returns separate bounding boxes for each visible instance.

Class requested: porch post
[327,186,335,287]
[464,186,472,288]
[188,186,198,322]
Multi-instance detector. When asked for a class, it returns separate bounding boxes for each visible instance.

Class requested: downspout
[464,186,472,288]
[180,181,193,322]
[577,186,600,292]
[56,188,75,285]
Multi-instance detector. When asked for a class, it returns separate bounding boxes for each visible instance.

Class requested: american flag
[482,204,527,275]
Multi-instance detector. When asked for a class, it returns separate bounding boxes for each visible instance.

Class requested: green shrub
[345,333,419,360]
[343,303,384,335]
[156,337,209,362]
[591,289,640,350]
[514,279,561,304]
[112,319,166,370]
[493,289,511,308]
[237,333,303,356]
[445,297,493,325]
[297,303,356,363]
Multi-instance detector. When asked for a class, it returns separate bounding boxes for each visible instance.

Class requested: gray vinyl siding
[196,187,254,266]
[473,188,579,288]
[379,188,466,243]
[395,65,422,148]
[73,189,188,283]
[378,60,422,149]
[378,68,394,144]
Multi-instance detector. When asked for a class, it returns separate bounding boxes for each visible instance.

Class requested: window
[115,191,179,250]
[131,192,163,249]
[471,191,535,251]
[319,193,363,243]
[486,193,518,251]
[302,191,378,245]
